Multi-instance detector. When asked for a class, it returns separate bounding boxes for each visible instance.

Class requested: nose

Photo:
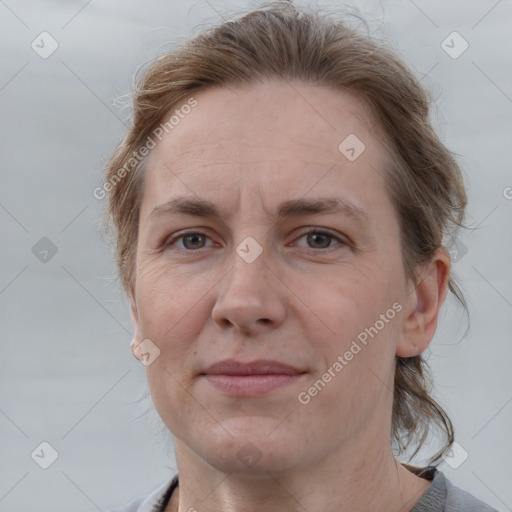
[211,243,286,335]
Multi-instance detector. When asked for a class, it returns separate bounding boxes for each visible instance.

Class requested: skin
[129,80,451,512]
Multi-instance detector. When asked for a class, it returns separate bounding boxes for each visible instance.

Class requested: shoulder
[107,474,178,512]
[408,466,499,512]
[444,474,499,512]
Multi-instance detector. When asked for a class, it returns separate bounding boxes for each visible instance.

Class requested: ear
[396,247,451,357]
[129,286,143,360]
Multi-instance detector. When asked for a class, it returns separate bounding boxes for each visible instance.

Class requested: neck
[168,433,431,512]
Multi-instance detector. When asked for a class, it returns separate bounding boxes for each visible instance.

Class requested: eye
[293,229,347,251]
[164,231,213,251]
[162,228,348,253]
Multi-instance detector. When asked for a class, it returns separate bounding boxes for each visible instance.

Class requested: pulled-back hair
[102,0,468,465]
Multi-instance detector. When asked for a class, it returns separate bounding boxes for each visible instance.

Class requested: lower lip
[204,374,305,395]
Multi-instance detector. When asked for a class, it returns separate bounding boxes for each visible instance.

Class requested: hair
[102,0,468,465]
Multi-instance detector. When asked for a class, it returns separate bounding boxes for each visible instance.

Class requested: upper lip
[203,359,304,376]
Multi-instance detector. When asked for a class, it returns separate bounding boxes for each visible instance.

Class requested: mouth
[201,359,307,396]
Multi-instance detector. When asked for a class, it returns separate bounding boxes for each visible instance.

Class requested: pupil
[185,234,204,249]
[309,233,330,248]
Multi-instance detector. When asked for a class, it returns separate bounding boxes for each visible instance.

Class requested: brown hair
[102,0,468,465]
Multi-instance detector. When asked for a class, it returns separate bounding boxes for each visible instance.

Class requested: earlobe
[396,248,451,358]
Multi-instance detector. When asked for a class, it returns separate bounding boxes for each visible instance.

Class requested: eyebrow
[148,196,369,224]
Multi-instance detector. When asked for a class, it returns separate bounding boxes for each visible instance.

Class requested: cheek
[136,257,212,327]
[301,258,403,389]
[309,259,397,334]
[135,258,218,379]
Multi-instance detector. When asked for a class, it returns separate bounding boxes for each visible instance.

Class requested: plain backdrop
[1,0,511,511]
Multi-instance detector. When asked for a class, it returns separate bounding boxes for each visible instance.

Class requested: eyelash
[162,228,348,254]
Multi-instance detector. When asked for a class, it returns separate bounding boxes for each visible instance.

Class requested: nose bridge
[227,232,268,294]
[211,230,285,331]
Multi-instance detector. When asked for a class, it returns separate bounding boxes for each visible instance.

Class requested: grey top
[108,466,498,512]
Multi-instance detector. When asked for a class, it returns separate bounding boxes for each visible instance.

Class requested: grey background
[1,0,511,510]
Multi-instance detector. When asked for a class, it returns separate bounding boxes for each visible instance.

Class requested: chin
[207,449,300,478]
[195,420,303,476]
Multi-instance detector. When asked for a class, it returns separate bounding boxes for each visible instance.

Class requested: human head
[102,0,467,465]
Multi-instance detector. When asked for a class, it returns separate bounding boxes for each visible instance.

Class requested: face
[130,80,429,476]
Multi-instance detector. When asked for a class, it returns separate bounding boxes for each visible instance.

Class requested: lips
[203,359,303,376]
[202,359,306,396]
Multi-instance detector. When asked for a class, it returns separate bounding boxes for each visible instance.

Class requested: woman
[103,1,498,511]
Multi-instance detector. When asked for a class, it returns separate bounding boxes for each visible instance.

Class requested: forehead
[140,80,394,224]
[154,80,383,161]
